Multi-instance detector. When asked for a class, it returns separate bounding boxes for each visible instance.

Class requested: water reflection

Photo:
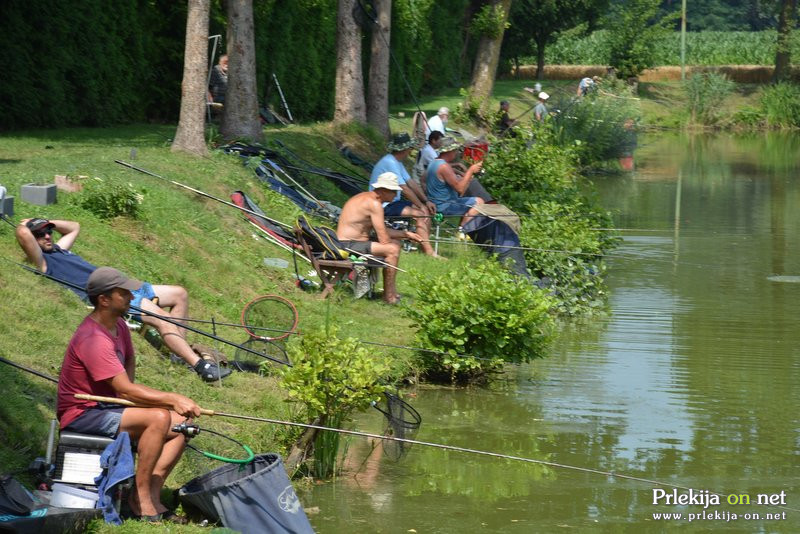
[304,133,800,533]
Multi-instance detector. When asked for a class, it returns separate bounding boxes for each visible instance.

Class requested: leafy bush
[761,82,800,128]
[405,260,554,383]
[479,124,619,315]
[281,328,387,477]
[604,0,679,80]
[731,106,764,128]
[684,72,735,125]
[470,3,510,39]
[481,123,579,212]
[519,200,618,316]
[75,178,143,219]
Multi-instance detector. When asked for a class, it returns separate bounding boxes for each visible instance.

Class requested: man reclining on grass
[16,218,231,383]
[337,172,423,305]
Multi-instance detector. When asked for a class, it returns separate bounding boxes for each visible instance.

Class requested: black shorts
[339,240,373,255]
[63,403,125,438]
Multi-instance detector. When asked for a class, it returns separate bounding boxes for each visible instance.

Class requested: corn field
[536,31,800,66]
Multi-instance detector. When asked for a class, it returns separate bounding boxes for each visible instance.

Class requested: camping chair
[293,226,383,299]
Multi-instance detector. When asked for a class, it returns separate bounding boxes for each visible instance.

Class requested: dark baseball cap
[86,267,142,297]
[26,218,55,233]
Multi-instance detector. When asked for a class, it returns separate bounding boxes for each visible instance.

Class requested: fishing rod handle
[75,393,216,416]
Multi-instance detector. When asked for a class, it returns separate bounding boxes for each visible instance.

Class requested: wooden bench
[294,227,383,299]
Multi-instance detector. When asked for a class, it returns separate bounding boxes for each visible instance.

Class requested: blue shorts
[63,404,125,438]
[383,200,412,217]
[128,281,156,321]
[437,197,480,216]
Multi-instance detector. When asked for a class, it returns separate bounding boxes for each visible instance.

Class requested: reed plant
[760,82,800,128]
[684,72,735,126]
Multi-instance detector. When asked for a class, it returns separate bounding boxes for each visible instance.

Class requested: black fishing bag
[296,215,349,260]
[178,453,313,534]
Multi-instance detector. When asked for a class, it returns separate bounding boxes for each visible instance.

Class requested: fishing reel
[172,420,201,439]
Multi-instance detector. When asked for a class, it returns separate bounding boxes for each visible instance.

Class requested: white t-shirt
[426,115,446,137]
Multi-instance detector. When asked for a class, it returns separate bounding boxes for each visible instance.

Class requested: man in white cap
[425,106,449,137]
[534,92,550,122]
[338,172,423,305]
[58,266,201,521]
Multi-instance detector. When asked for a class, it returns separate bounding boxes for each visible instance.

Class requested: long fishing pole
[71,393,799,513]
[0,355,58,383]
[114,160,293,230]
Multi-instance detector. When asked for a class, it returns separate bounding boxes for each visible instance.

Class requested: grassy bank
[0,122,490,531]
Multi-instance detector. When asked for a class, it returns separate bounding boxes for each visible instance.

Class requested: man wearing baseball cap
[58,266,201,521]
[15,218,231,383]
[338,172,423,304]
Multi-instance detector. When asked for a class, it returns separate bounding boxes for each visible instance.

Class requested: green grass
[0,122,486,532]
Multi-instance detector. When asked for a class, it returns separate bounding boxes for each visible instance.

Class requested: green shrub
[280,328,387,477]
[481,123,579,212]
[405,260,554,383]
[74,178,143,220]
[685,72,735,125]
[519,200,617,316]
[761,82,800,129]
[731,106,764,128]
[470,3,509,39]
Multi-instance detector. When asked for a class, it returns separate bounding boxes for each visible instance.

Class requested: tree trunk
[535,38,545,80]
[468,0,513,113]
[334,0,366,124]
[366,0,391,139]
[221,0,263,142]
[172,0,210,157]
[774,0,797,82]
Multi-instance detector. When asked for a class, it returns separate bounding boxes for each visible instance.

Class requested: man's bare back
[337,191,383,242]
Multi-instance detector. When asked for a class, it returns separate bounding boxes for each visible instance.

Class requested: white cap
[373,172,402,191]
[538,92,549,100]
[437,107,450,115]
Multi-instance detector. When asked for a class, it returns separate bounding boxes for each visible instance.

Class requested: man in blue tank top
[426,138,485,226]
[15,218,230,383]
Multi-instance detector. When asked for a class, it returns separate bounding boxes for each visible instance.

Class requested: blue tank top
[426,159,459,207]
[44,245,97,300]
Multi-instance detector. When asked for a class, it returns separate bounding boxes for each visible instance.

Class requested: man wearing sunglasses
[15,218,231,383]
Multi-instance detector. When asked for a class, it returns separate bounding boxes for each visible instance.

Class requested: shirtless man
[337,172,422,304]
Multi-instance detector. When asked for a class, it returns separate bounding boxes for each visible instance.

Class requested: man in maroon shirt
[58,266,201,521]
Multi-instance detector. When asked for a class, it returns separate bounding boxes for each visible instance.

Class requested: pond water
[303,133,800,533]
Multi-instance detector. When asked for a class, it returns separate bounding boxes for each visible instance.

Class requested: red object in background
[619,156,634,171]
[463,142,489,162]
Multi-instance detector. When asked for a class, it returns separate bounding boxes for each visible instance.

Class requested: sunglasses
[33,229,53,238]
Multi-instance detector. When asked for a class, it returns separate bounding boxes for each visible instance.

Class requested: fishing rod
[114,160,294,230]
[1,214,17,229]
[0,355,58,384]
[71,393,799,513]
[262,159,327,212]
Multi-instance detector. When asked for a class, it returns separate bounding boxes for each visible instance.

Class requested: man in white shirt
[425,107,449,137]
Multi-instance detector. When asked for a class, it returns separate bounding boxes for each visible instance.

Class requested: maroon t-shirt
[57,316,134,429]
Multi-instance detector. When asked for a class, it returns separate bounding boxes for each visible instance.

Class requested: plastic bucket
[50,483,98,509]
